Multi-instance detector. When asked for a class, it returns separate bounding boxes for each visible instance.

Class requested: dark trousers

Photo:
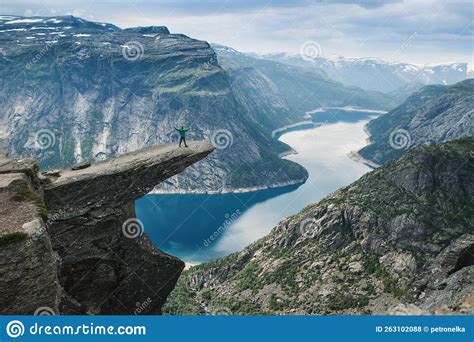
[179,137,188,147]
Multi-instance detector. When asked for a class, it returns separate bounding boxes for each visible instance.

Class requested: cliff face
[164,138,474,315]
[0,15,306,193]
[359,79,474,165]
[0,157,61,315]
[212,44,397,120]
[0,141,213,315]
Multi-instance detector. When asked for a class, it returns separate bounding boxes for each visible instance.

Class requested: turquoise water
[136,116,374,263]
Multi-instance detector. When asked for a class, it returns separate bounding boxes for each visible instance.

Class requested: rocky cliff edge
[0,141,214,315]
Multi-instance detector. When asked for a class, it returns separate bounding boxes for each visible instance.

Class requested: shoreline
[145,116,379,264]
[184,262,199,270]
[151,107,383,195]
[306,106,387,115]
[271,120,315,138]
[348,122,381,169]
[348,150,380,169]
[150,177,308,195]
[363,123,373,145]
[278,148,298,158]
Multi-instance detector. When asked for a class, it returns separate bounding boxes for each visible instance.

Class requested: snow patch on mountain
[258,53,470,93]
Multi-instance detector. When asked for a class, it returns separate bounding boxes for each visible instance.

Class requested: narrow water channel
[136,115,375,263]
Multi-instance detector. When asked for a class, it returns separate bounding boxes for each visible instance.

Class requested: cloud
[1,0,472,64]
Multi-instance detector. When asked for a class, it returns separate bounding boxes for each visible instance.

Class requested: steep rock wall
[0,141,213,314]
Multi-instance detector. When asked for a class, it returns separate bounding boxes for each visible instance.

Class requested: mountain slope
[212,44,397,121]
[387,82,425,104]
[224,67,295,136]
[358,79,474,165]
[0,15,307,192]
[164,138,474,315]
[261,53,471,93]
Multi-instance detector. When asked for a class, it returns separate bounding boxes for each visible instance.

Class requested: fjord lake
[136,113,376,263]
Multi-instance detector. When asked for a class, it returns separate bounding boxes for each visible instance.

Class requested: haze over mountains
[212,43,473,169]
[0,14,472,317]
[0,14,418,193]
[212,44,396,119]
[0,15,471,193]
[0,15,309,192]
[259,52,472,93]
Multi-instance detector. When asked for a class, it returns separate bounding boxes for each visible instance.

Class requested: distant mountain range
[0,15,308,192]
[212,44,396,120]
[2,15,473,318]
[359,79,474,165]
[258,52,471,93]
[0,16,398,192]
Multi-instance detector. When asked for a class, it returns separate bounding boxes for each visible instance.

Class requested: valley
[137,113,376,262]
[0,14,472,318]
[164,138,474,315]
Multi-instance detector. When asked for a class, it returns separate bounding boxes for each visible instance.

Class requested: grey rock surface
[0,166,61,314]
[359,79,473,165]
[43,141,214,211]
[0,141,213,314]
[0,15,307,193]
[164,138,474,315]
[213,43,396,119]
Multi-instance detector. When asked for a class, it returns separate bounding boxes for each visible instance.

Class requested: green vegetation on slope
[164,138,474,315]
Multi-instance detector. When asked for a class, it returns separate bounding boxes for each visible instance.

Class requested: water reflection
[136,117,374,263]
[310,108,382,124]
[136,184,300,262]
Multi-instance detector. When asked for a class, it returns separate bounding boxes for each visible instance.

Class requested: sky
[1,0,473,65]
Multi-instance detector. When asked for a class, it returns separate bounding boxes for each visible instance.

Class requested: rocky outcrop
[212,44,396,120]
[164,138,473,315]
[0,141,214,314]
[0,158,61,315]
[359,79,473,165]
[0,15,307,193]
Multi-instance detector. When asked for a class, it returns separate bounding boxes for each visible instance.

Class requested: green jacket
[175,128,189,138]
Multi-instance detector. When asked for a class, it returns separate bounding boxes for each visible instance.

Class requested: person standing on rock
[175,126,189,147]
